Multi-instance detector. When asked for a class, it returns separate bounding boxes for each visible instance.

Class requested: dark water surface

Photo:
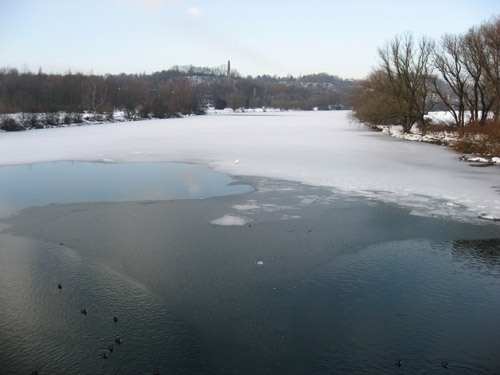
[0,163,499,374]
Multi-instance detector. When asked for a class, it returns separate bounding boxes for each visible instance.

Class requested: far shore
[2,108,499,165]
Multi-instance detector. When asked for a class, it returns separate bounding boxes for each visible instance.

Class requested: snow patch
[467,157,490,163]
[478,214,500,222]
[299,197,318,205]
[281,214,302,220]
[231,204,260,211]
[210,215,247,226]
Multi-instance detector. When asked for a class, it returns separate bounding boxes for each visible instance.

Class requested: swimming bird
[57,283,62,289]
[80,309,87,315]
[395,359,402,366]
[441,361,449,368]
[99,352,108,359]
[113,316,118,323]
[153,370,160,375]
[108,345,113,352]
[114,337,121,345]
[31,371,39,375]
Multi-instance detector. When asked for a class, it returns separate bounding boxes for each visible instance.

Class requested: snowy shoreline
[371,111,500,165]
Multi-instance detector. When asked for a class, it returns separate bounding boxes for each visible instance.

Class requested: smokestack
[227,60,231,84]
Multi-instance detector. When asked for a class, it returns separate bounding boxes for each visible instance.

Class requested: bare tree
[347,70,403,126]
[433,33,469,127]
[170,79,200,114]
[477,16,500,118]
[461,25,495,124]
[376,33,435,133]
[83,75,108,113]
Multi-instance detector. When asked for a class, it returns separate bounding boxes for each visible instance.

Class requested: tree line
[348,15,500,136]
[0,64,355,130]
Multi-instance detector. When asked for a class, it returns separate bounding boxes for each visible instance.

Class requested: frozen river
[0,111,499,374]
[0,110,499,221]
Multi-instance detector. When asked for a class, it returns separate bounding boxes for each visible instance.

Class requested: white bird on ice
[234,157,240,164]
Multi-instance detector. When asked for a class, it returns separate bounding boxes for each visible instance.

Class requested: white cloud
[187,6,204,18]
[137,0,179,9]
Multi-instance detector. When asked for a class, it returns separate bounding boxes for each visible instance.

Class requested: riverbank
[371,111,500,165]
[0,107,282,132]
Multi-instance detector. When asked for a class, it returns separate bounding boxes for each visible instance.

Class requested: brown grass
[424,123,452,133]
[452,120,500,157]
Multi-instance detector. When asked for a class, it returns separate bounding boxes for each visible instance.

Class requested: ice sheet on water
[231,204,260,211]
[0,111,498,222]
[210,215,248,226]
[281,214,302,220]
[231,200,296,214]
[299,197,317,206]
[339,188,490,222]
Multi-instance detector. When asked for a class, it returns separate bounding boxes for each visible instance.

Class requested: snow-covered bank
[0,111,499,222]
[0,108,282,131]
[373,111,500,165]
[375,123,458,146]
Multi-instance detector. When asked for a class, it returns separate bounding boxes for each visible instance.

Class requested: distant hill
[0,65,358,118]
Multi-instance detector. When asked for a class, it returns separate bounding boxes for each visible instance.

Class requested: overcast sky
[1,0,499,79]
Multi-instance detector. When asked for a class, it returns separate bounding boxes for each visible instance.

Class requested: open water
[0,162,499,374]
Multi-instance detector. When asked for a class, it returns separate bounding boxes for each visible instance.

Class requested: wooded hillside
[0,66,355,118]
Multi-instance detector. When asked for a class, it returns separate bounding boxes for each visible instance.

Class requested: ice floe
[210,215,248,226]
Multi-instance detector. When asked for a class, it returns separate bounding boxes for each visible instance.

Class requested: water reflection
[1,175,500,374]
[452,238,500,269]
[0,233,214,375]
[303,239,500,375]
[0,162,254,218]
